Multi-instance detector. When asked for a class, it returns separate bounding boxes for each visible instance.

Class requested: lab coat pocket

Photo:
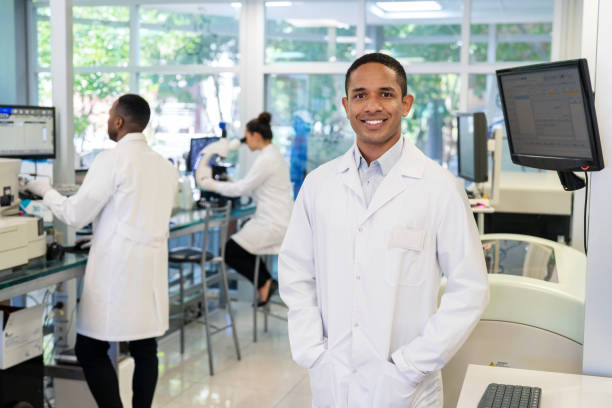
[373,360,417,407]
[308,352,335,408]
[387,227,426,286]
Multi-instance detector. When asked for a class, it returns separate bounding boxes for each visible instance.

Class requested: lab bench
[0,203,256,383]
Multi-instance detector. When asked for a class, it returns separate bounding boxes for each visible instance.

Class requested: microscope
[194,138,242,207]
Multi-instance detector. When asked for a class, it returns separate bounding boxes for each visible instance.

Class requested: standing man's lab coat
[208,144,293,254]
[43,133,178,341]
[279,138,489,407]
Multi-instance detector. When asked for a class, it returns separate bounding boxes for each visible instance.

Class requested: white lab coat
[43,133,178,341]
[279,138,489,407]
[210,144,293,254]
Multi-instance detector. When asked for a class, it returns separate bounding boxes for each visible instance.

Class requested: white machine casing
[440,234,587,408]
[0,158,46,270]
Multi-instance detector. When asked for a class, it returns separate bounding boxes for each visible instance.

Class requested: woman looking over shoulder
[200,112,293,305]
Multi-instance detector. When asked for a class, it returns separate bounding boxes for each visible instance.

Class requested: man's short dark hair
[345,53,407,97]
[116,94,151,132]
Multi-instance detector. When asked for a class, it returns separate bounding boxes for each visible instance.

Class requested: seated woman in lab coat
[200,112,293,305]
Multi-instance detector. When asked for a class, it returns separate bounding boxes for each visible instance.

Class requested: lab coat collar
[335,136,425,179]
[117,132,147,145]
[335,136,426,220]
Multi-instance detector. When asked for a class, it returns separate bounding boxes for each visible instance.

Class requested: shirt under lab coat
[43,133,178,341]
[279,137,489,407]
[210,144,293,254]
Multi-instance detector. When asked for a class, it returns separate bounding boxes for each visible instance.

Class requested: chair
[168,201,241,375]
[252,250,287,342]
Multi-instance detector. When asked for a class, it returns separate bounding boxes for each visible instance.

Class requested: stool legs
[201,273,214,376]
[179,263,185,355]
[253,255,260,343]
[221,262,241,361]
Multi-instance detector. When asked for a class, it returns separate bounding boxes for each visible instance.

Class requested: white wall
[582,0,612,377]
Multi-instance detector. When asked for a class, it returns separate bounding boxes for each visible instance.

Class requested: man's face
[342,62,413,148]
[107,100,121,142]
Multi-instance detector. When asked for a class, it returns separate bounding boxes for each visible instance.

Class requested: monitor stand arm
[557,171,586,191]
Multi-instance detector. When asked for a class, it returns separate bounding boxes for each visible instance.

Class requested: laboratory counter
[0,203,256,302]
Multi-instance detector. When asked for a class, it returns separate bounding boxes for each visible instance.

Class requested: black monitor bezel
[457,112,488,183]
[496,59,604,172]
[0,104,56,160]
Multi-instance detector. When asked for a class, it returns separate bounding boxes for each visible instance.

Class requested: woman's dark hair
[246,112,273,140]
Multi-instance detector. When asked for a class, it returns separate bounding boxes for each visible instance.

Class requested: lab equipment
[0,105,55,159]
[478,383,541,408]
[496,59,603,190]
[441,233,586,408]
[457,112,488,183]
[0,158,46,270]
[194,137,241,205]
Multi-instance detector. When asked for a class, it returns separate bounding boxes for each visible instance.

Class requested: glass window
[35,6,51,68]
[405,74,460,167]
[365,0,463,62]
[140,3,240,66]
[140,73,240,162]
[266,74,352,195]
[265,1,358,63]
[73,7,129,67]
[37,73,52,107]
[470,0,554,63]
[73,72,130,157]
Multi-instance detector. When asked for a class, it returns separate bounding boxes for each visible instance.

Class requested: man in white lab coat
[278,53,490,407]
[27,94,178,408]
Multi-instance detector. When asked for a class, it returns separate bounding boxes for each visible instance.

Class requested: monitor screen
[496,59,603,171]
[457,112,488,183]
[187,136,220,172]
[0,105,55,159]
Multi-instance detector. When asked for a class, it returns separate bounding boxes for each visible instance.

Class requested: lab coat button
[356,275,361,280]
[358,226,364,232]
[353,323,359,328]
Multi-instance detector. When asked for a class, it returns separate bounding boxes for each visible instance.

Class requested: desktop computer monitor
[457,112,488,183]
[187,136,220,172]
[496,59,603,172]
[0,105,55,159]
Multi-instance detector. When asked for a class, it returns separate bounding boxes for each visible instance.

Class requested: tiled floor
[152,301,312,407]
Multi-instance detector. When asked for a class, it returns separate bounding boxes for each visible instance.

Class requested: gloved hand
[26,179,52,198]
[200,178,219,192]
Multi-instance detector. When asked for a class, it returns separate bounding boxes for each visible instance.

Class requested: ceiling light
[375,1,442,12]
[230,2,242,7]
[266,1,293,7]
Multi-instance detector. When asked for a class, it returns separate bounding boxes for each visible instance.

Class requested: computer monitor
[0,105,55,159]
[187,136,220,172]
[457,112,488,183]
[496,59,603,172]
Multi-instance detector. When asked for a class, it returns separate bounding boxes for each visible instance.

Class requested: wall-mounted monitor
[496,59,603,173]
[0,105,55,159]
[457,112,488,183]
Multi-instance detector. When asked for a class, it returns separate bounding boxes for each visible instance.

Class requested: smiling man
[279,53,490,407]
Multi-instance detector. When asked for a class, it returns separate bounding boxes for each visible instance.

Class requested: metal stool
[252,251,287,342]
[169,201,241,375]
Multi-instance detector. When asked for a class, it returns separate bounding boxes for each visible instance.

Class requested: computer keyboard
[478,383,541,408]
[53,183,80,196]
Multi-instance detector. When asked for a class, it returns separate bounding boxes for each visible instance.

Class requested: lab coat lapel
[360,141,425,224]
[336,148,366,207]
